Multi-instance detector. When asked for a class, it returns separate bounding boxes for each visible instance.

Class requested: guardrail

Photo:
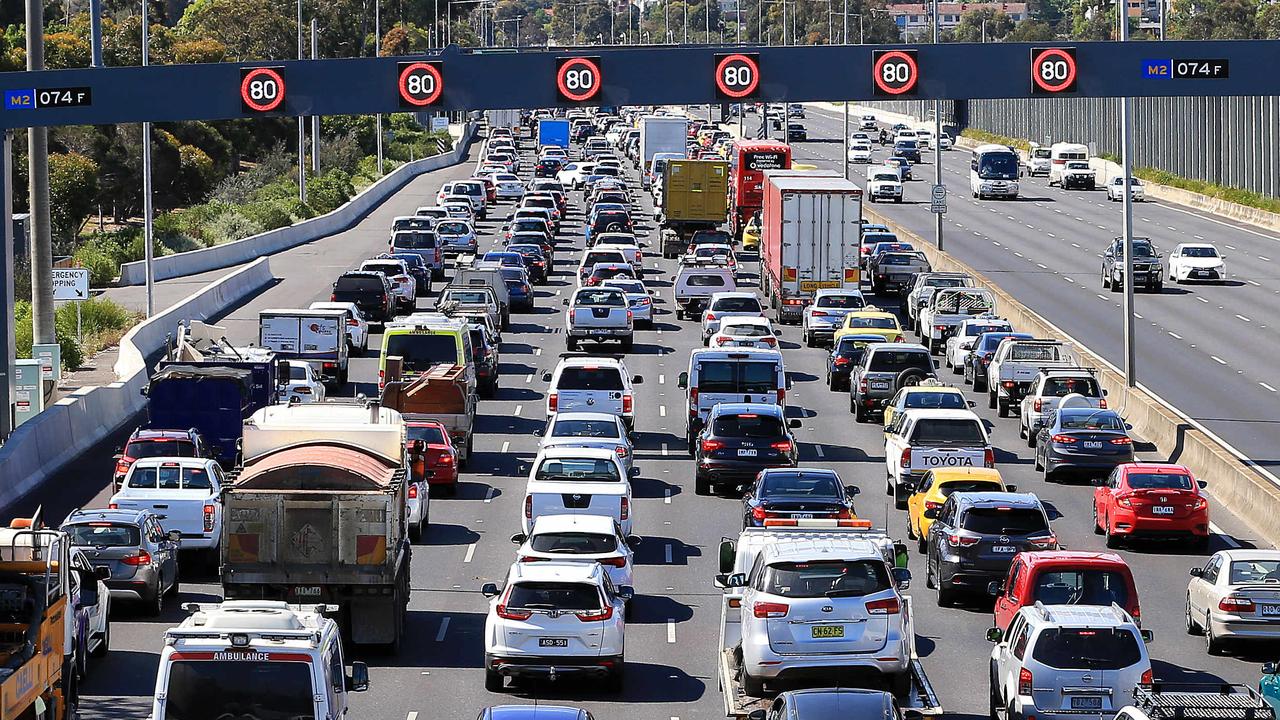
[0,258,275,514]
[118,123,476,285]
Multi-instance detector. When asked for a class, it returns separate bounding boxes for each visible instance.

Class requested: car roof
[900,384,964,396]
[530,514,618,535]
[710,402,785,417]
[128,429,195,441]
[848,310,899,320]
[1118,462,1190,475]
[764,536,884,563]
[899,408,981,422]
[535,446,620,460]
[484,706,587,720]
[508,559,604,584]
[1023,603,1137,628]
[787,689,892,718]
[950,491,1042,508]
[128,456,215,469]
[720,316,771,326]
[556,355,624,368]
[814,288,864,297]
[63,507,149,525]
[1217,548,1280,563]
[550,411,622,423]
[927,467,1003,483]
[692,347,783,360]
[1019,550,1128,569]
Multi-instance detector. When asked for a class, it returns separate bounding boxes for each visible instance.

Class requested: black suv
[466,323,500,398]
[332,271,395,322]
[894,140,921,163]
[694,402,799,496]
[1101,236,1164,293]
[923,491,1057,606]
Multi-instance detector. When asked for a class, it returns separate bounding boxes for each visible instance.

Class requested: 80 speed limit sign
[1030,47,1078,94]
[872,50,919,96]
[398,61,444,107]
[714,53,760,99]
[239,67,286,113]
[556,56,603,103]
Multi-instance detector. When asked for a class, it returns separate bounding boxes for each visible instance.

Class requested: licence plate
[292,586,323,598]
[991,545,1016,554]
[870,380,890,391]
[792,513,814,519]
[811,625,845,639]
[1260,605,1280,616]
[539,638,569,647]
[590,328,612,335]
[1071,697,1103,711]
[1151,505,1175,515]
[738,449,758,457]
[1082,441,1103,450]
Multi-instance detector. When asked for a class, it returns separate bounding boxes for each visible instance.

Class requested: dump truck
[221,402,412,650]
[657,160,730,258]
[381,359,477,467]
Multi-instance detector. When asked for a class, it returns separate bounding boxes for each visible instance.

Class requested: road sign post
[51,267,88,302]
[930,183,947,214]
[0,130,12,440]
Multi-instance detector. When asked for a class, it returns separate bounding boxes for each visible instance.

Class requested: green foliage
[205,208,265,245]
[951,8,1016,41]
[960,129,1030,152]
[1007,19,1056,40]
[306,170,356,215]
[44,31,91,69]
[172,38,228,64]
[48,152,100,251]
[72,229,143,285]
[176,144,218,205]
[15,297,136,370]
[1133,168,1280,214]
[176,0,297,60]
[238,200,297,231]
[1170,0,1259,37]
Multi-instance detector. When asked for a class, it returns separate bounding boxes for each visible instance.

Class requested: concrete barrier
[862,204,1280,546]
[0,258,274,514]
[119,124,477,285]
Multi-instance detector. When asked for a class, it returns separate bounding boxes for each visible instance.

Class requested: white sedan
[557,161,597,189]
[1107,176,1146,202]
[709,317,780,349]
[278,361,327,404]
[848,141,874,163]
[491,173,526,200]
[1169,242,1227,283]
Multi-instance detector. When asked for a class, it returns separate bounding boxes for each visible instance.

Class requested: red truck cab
[990,550,1140,630]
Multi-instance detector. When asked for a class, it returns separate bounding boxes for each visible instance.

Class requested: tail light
[811,310,828,317]
[1118,495,1134,508]
[893,335,905,342]
[865,598,901,615]
[1141,669,1153,684]
[1028,534,1057,549]
[548,393,558,412]
[497,604,533,620]
[1111,437,1133,445]
[714,337,728,346]
[984,448,995,467]
[777,387,786,405]
[858,378,868,393]
[836,507,852,519]
[762,337,777,347]
[1033,398,1043,412]
[203,504,215,532]
[408,484,419,499]
[1018,667,1033,695]
[1051,434,1077,444]
[925,501,942,510]
[901,448,912,468]
[705,312,717,321]
[1219,596,1256,613]
[948,533,979,547]
[622,394,633,413]
[771,440,792,453]
[108,503,118,510]
[934,325,946,333]
[1191,497,1208,511]
[598,556,628,568]
[1099,398,1108,409]
[121,550,152,566]
[576,606,615,621]
[689,388,699,405]
[615,446,629,459]
[700,438,724,454]
[833,357,850,366]
[981,355,992,365]
[620,497,629,520]
[347,318,359,327]
[626,310,633,321]
[752,601,789,618]
[330,294,337,301]
[115,458,131,476]
[524,495,533,519]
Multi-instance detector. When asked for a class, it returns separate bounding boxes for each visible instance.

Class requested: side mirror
[168,530,182,543]
[1004,484,1017,493]
[510,533,527,545]
[787,418,802,429]
[774,329,783,337]
[1263,662,1278,675]
[845,485,860,496]
[986,627,1004,643]
[95,566,111,580]
[632,375,643,384]
[542,372,553,382]
[481,582,499,598]
[617,585,635,601]
[346,661,370,692]
[1188,567,1203,577]
[630,466,641,478]
[749,711,767,720]
[968,400,977,408]
[923,508,939,520]
[891,567,911,591]
[678,372,689,389]
[1103,389,1109,396]
[561,299,569,306]
[727,573,748,588]
[718,539,736,574]
[988,580,1004,597]
[1141,629,1155,643]
[625,535,642,548]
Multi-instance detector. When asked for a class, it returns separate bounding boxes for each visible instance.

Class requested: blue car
[742,468,859,527]
[499,266,534,311]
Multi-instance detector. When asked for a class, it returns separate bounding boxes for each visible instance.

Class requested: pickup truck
[1018,368,1107,446]
[869,251,932,296]
[906,273,974,333]
[917,288,996,354]
[883,408,995,509]
[565,286,634,351]
[985,338,1076,417]
[523,446,635,535]
[111,456,224,559]
[381,358,477,466]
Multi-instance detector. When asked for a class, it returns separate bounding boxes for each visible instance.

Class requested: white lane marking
[1071,243,1081,248]
[501,441,510,453]
[992,241,1001,246]
[659,374,665,384]
[1261,382,1278,393]
[1096,224,1107,230]
[1036,263,1048,269]
[1168,332,1182,339]
[514,405,523,416]
[1236,314,1252,323]
[435,617,451,642]
[1247,280,1261,286]
[1197,297,1209,303]
[665,544,673,563]
[1063,276,1075,283]
[660,405,667,417]
[1047,233,1056,238]
[661,443,669,456]
[665,488,672,504]
[1015,252,1024,258]
[1166,226,1177,231]
[1097,294,1109,301]
[1134,313,1144,319]
[409,713,419,720]
[524,374,533,383]
[534,347,542,356]
[815,445,825,458]
[1211,523,1241,548]
[1210,356,1227,365]
[1261,256,1272,262]
[1227,245,1237,250]
[464,543,476,563]
[485,486,496,503]
[1194,235,1204,240]
[974,231,982,236]
[667,619,677,643]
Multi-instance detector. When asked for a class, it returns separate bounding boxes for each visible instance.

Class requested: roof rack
[1131,684,1274,720]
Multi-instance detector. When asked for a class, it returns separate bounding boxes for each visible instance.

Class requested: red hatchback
[407,420,460,496]
[990,550,1140,631]
[1092,462,1209,549]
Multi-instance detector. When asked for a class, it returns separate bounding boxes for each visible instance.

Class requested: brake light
[771,440,792,453]
[598,556,628,568]
[1018,667,1033,695]
[1051,434,1077,444]
[330,294,336,301]
[614,445,629,459]
[934,325,946,332]
[865,598,901,615]
[1141,669,1153,684]
[576,605,615,621]
[1117,495,1133,508]
[1111,437,1133,445]
[115,458,131,476]
[753,601,789,618]
[834,357,850,366]
[524,495,532,519]
[408,484,419,499]
[811,310,828,317]
[701,438,724,453]
[497,604,533,620]
[690,388,699,404]
[705,312,716,321]
[1219,596,1256,612]
[203,504,215,533]
[859,378,868,393]
[121,550,152,566]
[622,394,633,413]
[1192,496,1208,511]
[548,393,558,412]
[627,310,633,321]
[620,497,629,520]
[835,507,852,519]
[1033,399,1043,412]
[108,503,118,510]
[1099,398,1108,409]
[1028,534,1056,549]
[948,533,979,547]
[893,335,905,343]
[925,501,942,510]
[984,448,995,468]
[714,337,728,346]
[901,448,912,468]
[777,387,786,405]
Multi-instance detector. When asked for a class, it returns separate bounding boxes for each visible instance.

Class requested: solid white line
[1247,280,1261,286]
[1211,523,1241,548]
[435,617,451,642]
[485,487,496,503]
[1236,314,1252,323]
[665,544,673,563]
[501,441,510,453]
[464,543,476,563]
[514,405,523,416]
[667,619,677,643]
[1210,356,1227,365]
[1261,383,1278,393]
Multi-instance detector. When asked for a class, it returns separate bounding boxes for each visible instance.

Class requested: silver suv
[988,603,1153,720]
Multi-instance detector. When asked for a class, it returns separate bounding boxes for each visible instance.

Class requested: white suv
[701,291,765,344]
[545,355,640,429]
[481,561,631,692]
[988,603,1153,720]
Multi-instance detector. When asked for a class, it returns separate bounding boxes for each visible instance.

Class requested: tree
[381,23,433,55]
[44,31,92,69]
[951,8,1015,40]
[1169,0,1257,37]
[1006,17,1055,40]
[1260,3,1280,39]
[172,38,228,63]
[1071,0,1115,39]
[48,153,100,251]
[177,0,297,60]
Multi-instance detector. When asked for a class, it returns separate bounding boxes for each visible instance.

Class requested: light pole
[297,0,306,204]
[930,0,944,252]
[141,0,154,316]
[497,16,524,46]
[1119,0,1137,386]
[374,0,383,175]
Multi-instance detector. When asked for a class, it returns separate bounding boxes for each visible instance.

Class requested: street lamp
[496,15,524,46]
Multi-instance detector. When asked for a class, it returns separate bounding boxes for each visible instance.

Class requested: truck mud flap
[349,596,400,645]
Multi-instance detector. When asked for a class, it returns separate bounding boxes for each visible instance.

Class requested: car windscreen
[910,419,986,445]
[591,266,633,281]
[1181,246,1217,258]
[762,560,889,598]
[960,507,1047,535]
[712,413,784,438]
[977,153,1019,179]
[384,334,460,371]
[574,290,626,307]
[1030,628,1142,670]
[530,532,618,555]
[511,220,546,233]
[761,472,841,497]
[163,659,314,720]
[392,232,436,249]
[903,392,968,411]
[685,274,727,288]
[1042,376,1101,397]
[867,350,930,373]
[407,424,447,444]
[872,173,900,183]
[127,465,212,490]
[65,523,142,547]
[557,367,624,391]
[585,252,627,266]
[335,276,384,293]
[552,419,621,438]
[846,317,897,330]
[1030,570,1130,607]
[697,361,778,394]
[125,439,197,459]
[1057,411,1124,431]
[1131,243,1157,258]
[816,295,865,309]
[1125,472,1193,490]
[507,582,602,611]
[534,458,621,482]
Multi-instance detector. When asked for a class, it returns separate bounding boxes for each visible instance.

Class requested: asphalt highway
[793,105,1280,469]
[43,128,1277,720]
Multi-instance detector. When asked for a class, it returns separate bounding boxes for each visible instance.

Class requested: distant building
[888,2,1028,37]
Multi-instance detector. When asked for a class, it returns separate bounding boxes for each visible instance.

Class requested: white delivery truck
[638,115,689,172]
[759,171,864,324]
[258,308,351,386]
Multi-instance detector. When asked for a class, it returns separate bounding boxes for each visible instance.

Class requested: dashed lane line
[463,543,476,563]
[1211,356,1228,365]
[435,617,450,642]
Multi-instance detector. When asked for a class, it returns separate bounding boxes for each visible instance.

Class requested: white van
[677,347,789,453]
[258,308,350,385]
[1027,144,1053,176]
[1048,142,1089,185]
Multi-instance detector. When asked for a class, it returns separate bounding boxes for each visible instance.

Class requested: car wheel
[988,390,997,409]
[1092,502,1104,535]
[409,516,422,543]
[566,337,578,351]
[1205,622,1223,655]
[1026,428,1036,449]
[485,668,505,692]
[1185,597,1201,634]
[989,666,1003,720]
[997,399,1009,418]
[742,670,765,697]
[148,586,164,617]
[1104,520,1122,549]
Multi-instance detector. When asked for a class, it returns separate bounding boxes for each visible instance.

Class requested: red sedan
[407,420,460,497]
[1092,462,1209,549]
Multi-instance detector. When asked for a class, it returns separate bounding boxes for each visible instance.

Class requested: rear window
[392,232,436,249]
[586,252,627,265]
[867,350,930,373]
[903,392,968,411]
[685,274,727,288]
[879,254,917,266]
[507,582,601,611]
[445,290,490,304]
[761,472,841,497]
[557,367,624,391]
[762,560,889,598]
[362,262,402,276]
[960,507,1047,535]
[938,480,999,496]
[712,413,784,438]
[1030,628,1143,670]
[436,221,470,235]
[697,361,778,394]
[1057,411,1124,431]
[711,297,762,313]
[335,276,385,293]
[384,334,460,372]
[530,532,617,555]
[575,290,625,307]
[722,323,771,337]
[534,458,621,482]
[1009,344,1061,361]
[1030,570,1130,608]
[288,366,309,380]
[127,464,213,490]
[816,295,865,309]
[1229,560,1280,585]
[1125,472,1193,490]
[407,425,447,444]
[910,418,986,445]
[1042,376,1101,397]
[552,419,621,439]
[65,523,141,547]
[125,439,197,459]
[846,317,898,330]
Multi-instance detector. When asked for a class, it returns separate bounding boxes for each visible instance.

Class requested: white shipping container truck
[638,115,689,171]
[258,308,350,385]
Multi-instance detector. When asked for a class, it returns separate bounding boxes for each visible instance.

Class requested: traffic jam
[43,104,1280,720]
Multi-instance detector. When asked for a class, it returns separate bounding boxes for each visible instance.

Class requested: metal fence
[864,96,1280,198]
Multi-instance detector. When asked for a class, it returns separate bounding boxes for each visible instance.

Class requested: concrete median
[864,205,1280,547]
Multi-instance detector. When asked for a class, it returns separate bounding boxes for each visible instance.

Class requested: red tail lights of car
[752,601,789,619]
[865,598,901,615]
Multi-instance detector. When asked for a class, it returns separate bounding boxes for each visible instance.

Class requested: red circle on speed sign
[715,53,760,99]
[240,67,286,112]
[872,50,918,96]
[557,57,602,102]
[1031,48,1077,93]
[399,62,444,106]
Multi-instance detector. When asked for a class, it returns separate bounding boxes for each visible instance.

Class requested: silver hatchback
[60,507,181,616]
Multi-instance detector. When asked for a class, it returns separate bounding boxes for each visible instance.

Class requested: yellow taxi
[882,381,972,428]
[832,308,904,345]
[742,213,762,250]
[906,467,1009,551]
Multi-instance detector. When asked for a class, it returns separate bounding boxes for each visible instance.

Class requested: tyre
[147,586,165,617]
[975,375,988,393]
[1092,502,1104,535]
[1026,429,1036,448]
[695,474,711,496]
[566,337,578,351]
[988,391,997,410]
[997,400,1009,418]
[1101,271,1110,289]
[742,671,765,697]
[485,668,505,692]
[854,402,867,423]
[989,666,1003,720]
[1205,623,1223,655]
[604,665,626,693]
[1186,597,1201,635]
[1104,522,1122,549]
[804,327,815,348]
